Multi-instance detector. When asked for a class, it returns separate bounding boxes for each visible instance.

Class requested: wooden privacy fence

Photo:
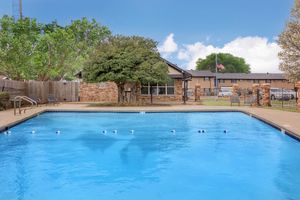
[1,80,80,103]
[0,80,27,97]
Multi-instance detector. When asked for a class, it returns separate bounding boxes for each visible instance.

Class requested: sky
[0,0,295,73]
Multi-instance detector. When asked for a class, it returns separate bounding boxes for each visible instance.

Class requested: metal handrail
[14,96,37,106]
[13,96,38,115]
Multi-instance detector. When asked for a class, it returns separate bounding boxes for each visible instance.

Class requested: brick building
[78,59,192,103]
[78,60,295,103]
[187,70,295,96]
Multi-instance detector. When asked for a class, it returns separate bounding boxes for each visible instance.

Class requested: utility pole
[215,53,218,97]
[19,0,23,19]
[12,0,23,20]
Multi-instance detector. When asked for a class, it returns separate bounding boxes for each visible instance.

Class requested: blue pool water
[0,112,300,200]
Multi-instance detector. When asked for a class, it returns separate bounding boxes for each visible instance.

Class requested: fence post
[296,81,300,110]
[261,83,271,107]
[251,84,260,107]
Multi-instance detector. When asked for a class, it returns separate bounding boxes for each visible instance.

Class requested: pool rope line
[1,128,231,136]
[0,109,299,141]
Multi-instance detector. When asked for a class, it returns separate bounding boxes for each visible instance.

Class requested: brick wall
[136,79,183,103]
[79,82,118,102]
[79,80,184,103]
[189,77,215,89]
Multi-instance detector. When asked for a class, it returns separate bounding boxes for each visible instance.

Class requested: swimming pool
[1,111,300,200]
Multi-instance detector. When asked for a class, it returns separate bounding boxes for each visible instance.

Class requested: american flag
[217,64,225,70]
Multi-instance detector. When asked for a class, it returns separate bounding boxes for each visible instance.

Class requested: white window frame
[141,82,175,96]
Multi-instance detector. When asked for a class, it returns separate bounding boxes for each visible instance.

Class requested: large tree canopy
[0,16,111,81]
[196,53,250,73]
[83,35,169,103]
[0,16,41,80]
[278,0,300,82]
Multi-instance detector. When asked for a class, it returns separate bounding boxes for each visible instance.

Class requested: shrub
[0,92,10,110]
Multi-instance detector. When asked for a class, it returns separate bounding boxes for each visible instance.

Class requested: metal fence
[270,88,298,109]
[188,86,298,110]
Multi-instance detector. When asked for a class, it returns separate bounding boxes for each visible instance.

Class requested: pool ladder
[13,96,38,115]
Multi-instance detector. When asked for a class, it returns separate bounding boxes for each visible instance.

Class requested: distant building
[187,69,294,93]
[77,60,295,103]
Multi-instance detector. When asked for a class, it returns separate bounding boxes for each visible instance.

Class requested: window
[231,79,237,83]
[158,86,166,95]
[167,87,175,94]
[141,80,175,95]
[218,79,225,83]
[204,77,210,81]
[253,80,259,83]
[265,80,271,83]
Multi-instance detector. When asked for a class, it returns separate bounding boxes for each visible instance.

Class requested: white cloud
[176,36,282,73]
[158,33,178,57]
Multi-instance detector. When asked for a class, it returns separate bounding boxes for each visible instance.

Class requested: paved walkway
[1,103,300,139]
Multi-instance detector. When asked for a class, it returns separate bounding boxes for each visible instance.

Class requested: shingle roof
[186,70,215,77]
[217,73,285,80]
[186,70,286,80]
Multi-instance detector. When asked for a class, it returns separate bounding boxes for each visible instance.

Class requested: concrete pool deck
[0,103,300,139]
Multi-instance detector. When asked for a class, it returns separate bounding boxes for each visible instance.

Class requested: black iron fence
[270,88,298,109]
[188,86,298,110]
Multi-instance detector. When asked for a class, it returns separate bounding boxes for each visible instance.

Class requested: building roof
[161,58,192,79]
[186,70,215,77]
[217,73,285,80]
[186,70,286,80]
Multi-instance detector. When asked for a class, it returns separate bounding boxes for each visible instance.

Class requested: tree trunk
[117,84,125,104]
[150,85,153,104]
[130,83,137,104]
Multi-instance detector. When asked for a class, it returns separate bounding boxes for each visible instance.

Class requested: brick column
[195,85,201,102]
[261,83,271,107]
[296,81,300,109]
[251,84,260,107]
[232,84,239,96]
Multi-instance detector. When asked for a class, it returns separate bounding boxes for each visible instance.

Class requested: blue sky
[0,0,295,72]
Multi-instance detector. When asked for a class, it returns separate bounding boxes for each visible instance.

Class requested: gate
[27,81,80,102]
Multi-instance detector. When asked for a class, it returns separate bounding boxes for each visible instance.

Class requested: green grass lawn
[87,102,172,107]
[199,98,232,106]
[199,97,300,113]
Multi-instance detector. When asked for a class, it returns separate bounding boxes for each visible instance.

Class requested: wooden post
[251,84,260,107]
[296,81,300,110]
[195,85,201,102]
[261,83,271,107]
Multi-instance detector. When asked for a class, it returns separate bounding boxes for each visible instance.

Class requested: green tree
[83,35,169,103]
[0,16,111,81]
[66,18,111,72]
[278,0,300,82]
[32,27,77,80]
[196,53,250,73]
[0,16,41,80]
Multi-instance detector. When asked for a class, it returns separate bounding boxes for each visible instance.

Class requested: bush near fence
[0,92,10,110]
